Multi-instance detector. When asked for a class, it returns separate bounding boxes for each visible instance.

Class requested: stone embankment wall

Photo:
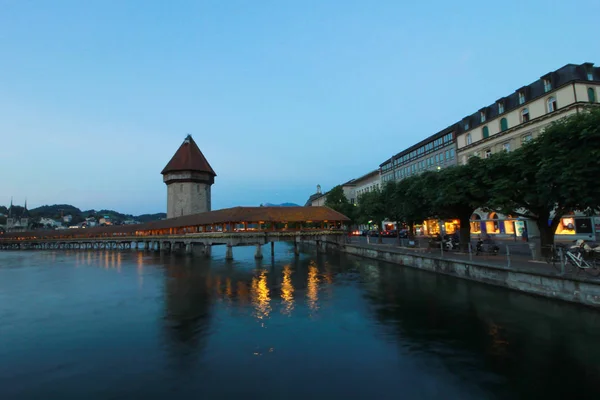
[310,240,600,308]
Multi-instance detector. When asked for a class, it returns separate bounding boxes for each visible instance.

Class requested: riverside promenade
[325,238,600,308]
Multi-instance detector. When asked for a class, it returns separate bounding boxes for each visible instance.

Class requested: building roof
[161,135,216,176]
[455,62,599,136]
[304,192,327,206]
[1,206,350,238]
[351,169,380,184]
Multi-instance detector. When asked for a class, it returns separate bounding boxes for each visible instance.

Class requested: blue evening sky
[1,0,598,215]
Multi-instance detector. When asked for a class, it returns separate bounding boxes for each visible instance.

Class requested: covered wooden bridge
[0,206,351,259]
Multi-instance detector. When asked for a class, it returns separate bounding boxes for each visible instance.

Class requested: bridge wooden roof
[145,206,350,229]
[0,206,349,238]
[161,135,216,176]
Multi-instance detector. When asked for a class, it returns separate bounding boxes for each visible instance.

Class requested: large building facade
[162,135,216,219]
[306,62,600,239]
[379,125,457,185]
[456,62,599,163]
[454,62,600,240]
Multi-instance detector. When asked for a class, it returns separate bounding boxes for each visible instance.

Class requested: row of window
[470,83,596,130]
[356,184,380,197]
[463,93,575,146]
[464,133,533,164]
[382,133,454,171]
[382,149,456,182]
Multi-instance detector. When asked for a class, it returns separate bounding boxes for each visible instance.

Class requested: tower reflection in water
[163,259,212,368]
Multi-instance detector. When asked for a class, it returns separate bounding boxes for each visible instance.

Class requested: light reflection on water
[1,244,600,399]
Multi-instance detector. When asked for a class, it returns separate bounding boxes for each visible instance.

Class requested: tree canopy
[352,107,600,253]
[324,185,355,222]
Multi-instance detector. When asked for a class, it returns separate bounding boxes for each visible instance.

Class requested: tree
[381,181,403,244]
[324,185,355,223]
[490,107,600,255]
[356,189,386,243]
[422,159,494,251]
[396,176,434,240]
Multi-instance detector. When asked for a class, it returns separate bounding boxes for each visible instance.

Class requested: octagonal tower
[161,135,216,218]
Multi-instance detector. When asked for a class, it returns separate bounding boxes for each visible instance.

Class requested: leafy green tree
[324,185,355,223]
[381,181,403,243]
[356,189,386,243]
[422,158,494,251]
[489,107,600,254]
[395,176,434,240]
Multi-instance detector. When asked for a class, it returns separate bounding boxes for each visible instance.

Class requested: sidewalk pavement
[345,239,600,283]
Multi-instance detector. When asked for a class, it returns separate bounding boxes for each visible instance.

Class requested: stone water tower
[161,135,216,218]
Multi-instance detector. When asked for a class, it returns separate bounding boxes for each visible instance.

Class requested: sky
[1,0,598,215]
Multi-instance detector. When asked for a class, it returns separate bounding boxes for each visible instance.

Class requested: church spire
[8,197,13,218]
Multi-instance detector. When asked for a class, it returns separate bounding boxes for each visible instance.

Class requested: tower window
[484,149,492,158]
[547,97,557,112]
[521,108,530,123]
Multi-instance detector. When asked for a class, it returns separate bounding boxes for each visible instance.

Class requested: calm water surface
[1,244,600,399]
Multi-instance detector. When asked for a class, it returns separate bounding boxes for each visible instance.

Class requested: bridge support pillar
[255,244,263,259]
[185,243,192,254]
[294,240,300,257]
[204,244,212,258]
[132,242,137,250]
[270,242,275,257]
[225,244,233,260]
[319,240,327,252]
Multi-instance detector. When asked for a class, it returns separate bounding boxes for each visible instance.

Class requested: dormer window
[464,122,470,130]
[518,91,526,104]
[480,111,486,123]
[543,78,552,92]
[498,102,504,114]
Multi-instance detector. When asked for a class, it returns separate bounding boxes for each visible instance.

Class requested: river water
[1,244,600,399]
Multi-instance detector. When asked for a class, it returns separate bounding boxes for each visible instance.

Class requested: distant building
[39,217,62,229]
[63,215,73,223]
[85,217,97,227]
[99,216,112,226]
[6,199,30,232]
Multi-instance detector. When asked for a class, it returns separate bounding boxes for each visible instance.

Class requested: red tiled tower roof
[161,135,216,176]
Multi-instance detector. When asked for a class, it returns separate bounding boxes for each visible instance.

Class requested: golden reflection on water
[251,270,271,322]
[87,251,92,266]
[280,265,294,316]
[307,261,319,312]
[104,251,109,269]
[137,252,144,288]
[225,277,233,300]
[117,252,122,272]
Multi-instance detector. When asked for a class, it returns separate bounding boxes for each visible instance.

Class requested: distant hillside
[261,202,300,207]
[12,204,167,224]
